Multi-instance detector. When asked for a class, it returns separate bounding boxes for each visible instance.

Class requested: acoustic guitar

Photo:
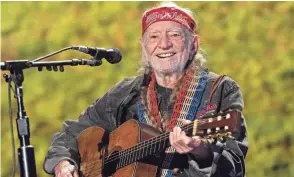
[77,110,241,177]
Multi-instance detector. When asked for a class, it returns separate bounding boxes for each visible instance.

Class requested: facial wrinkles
[142,22,193,75]
[148,28,183,52]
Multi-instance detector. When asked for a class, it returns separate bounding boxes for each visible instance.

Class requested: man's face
[142,21,194,75]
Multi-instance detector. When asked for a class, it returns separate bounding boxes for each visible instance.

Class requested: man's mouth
[156,52,176,58]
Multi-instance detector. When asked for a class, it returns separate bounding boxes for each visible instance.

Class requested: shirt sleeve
[43,76,139,175]
[43,92,114,174]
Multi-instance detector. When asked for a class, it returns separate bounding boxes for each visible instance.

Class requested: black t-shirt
[155,83,174,119]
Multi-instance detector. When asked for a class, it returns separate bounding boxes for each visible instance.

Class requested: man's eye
[170,33,181,37]
[150,35,158,39]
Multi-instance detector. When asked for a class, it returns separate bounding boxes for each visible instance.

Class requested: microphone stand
[1,58,102,177]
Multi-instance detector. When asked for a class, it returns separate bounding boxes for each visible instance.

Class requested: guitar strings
[104,119,213,164]
[81,114,232,176]
[80,118,214,172]
[80,114,231,176]
[80,120,210,177]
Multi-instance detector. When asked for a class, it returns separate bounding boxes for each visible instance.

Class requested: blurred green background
[1,1,294,177]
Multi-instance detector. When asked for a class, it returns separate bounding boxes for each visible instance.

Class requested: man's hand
[54,160,78,177]
[169,120,202,154]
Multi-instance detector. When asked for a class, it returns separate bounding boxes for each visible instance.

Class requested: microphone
[72,46,122,64]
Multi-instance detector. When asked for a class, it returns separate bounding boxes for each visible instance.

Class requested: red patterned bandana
[142,7,196,35]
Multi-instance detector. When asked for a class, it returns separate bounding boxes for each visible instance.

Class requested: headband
[142,7,196,35]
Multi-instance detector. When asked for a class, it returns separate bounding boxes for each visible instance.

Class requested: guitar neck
[114,124,193,169]
[112,110,240,169]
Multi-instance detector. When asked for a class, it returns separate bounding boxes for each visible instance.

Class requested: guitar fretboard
[104,124,192,169]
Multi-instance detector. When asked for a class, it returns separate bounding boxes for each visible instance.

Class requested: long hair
[138,2,208,129]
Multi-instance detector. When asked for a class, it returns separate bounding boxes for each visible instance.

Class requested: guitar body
[77,110,241,177]
[77,119,159,177]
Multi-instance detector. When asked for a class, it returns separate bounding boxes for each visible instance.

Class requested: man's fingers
[57,171,73,177]
[173,143,186,154]
[170,125,201,154]
[55,160,75,177]
[173,126,183,141]
[170,131,187,154]
[68,165,75,172]
[73,169,79,177]
[61,168,73,177]
[67,165,76,177]
[56,164,76,177]
[189,136,201,147]
[181,119,192,125]
[169,132,174,147]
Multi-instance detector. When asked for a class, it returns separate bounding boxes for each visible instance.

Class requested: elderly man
[44,2,248,177]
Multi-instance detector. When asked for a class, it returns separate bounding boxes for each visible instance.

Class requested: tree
[1,2,294,177]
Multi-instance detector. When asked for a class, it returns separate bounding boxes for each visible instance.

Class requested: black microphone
[72,46,122,64]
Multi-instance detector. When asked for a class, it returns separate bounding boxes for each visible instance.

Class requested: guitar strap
[208,74,226,105]
[138,71,208,177]
[196,74,226,118]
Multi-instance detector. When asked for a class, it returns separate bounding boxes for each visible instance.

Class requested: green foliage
[1,2,294,177]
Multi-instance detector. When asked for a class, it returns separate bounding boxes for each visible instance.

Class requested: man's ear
[140,37,144,48]
[193,35,200,52]
[140,37,149,65]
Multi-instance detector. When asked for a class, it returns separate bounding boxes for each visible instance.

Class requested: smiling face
[142,21,196,76]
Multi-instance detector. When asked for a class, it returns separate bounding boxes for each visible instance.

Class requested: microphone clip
[86,58,102,66]
[93,47,107,61]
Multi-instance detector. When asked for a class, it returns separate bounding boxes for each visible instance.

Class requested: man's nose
[158,34,172,49]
